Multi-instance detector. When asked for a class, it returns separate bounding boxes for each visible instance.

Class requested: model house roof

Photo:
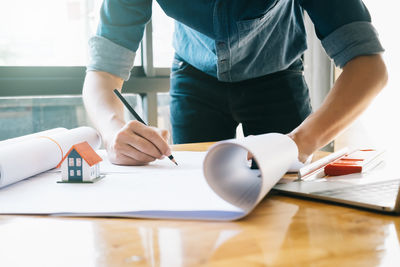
[57,141,102,168]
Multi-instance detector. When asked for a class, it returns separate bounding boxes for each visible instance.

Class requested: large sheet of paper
[0,133,298,221]
[0,151,243,220]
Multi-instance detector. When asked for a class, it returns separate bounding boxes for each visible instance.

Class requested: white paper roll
[0,127,101,188]
[203,133,298,214]
[0,128,67,148]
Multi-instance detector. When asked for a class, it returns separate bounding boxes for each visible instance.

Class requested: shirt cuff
[321,21,384,68]
[86,36,136,81]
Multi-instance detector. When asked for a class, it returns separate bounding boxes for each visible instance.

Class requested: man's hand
[105,120,171,165]
[82,70,172,166]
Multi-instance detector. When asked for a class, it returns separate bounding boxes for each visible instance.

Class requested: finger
[119,143,157,163]
[128,121,171,156]
[107,143,155,165]
[125,131,164,159]
[109,151,150,166]
[117,122,164,159]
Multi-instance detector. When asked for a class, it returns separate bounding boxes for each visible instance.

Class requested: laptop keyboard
[313,179,400,207]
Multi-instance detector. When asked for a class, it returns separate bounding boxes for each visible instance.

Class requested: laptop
[273,158,400,214]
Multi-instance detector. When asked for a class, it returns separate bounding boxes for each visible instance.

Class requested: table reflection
[0,218,98,267]
[0,196,400,266]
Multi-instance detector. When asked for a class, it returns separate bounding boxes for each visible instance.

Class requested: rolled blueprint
[0,128,67,148]
[0,127,101,188]
[203,133,298,216]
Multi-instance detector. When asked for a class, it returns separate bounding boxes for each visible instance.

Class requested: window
[152,1,175,68]
[0,0,141,67]
[1,0,172,141]
[69,158,74,167]
[76,158,82,167]
[335,0,400,149]
[69,170,74,176]
[77,170,81,176]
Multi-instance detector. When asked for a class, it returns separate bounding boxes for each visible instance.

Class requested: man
[83,0,387,165]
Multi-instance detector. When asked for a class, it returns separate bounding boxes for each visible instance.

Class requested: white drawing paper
[0,133,298,221]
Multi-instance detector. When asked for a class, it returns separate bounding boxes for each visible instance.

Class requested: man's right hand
[105,120,171,166]
[82,71,172,166]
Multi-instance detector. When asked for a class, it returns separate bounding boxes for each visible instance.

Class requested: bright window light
[336,0,400,149]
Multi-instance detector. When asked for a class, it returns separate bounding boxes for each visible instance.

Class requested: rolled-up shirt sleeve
[86,0,152,80]
[301,0,384,68]
[87,36,136,80]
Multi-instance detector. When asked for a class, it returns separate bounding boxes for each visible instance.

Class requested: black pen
[113,89,178,166]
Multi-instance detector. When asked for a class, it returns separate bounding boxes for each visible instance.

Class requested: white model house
[57,141,102,183]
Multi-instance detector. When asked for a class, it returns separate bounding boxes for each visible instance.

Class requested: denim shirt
[88,0,384,82]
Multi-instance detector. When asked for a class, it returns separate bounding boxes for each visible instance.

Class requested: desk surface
[1,143,399,267]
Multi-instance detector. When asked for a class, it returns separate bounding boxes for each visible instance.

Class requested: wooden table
[1,143,399,267]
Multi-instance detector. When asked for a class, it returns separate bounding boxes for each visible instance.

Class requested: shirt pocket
[236,0,282,48]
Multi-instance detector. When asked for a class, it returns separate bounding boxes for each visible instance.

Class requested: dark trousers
[170,54,312,144]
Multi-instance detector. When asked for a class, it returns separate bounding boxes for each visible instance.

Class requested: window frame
[0,20,170,127]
